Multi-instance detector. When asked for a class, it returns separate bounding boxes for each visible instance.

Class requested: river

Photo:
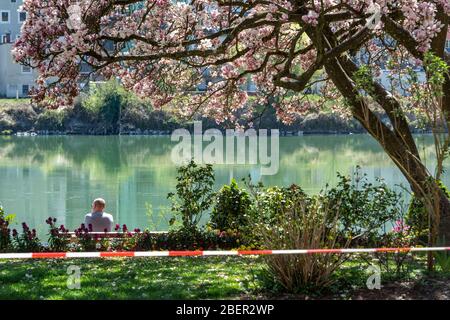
[0,134,445,234]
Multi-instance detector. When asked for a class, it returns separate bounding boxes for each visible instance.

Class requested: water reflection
[0,134,444,234]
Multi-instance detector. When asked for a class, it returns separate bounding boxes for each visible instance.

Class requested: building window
[22,65,32,74]
[22,85,30,97]
[1,34,11,44]
[18,12,27,23]
[0,11,10,23]
[446,40,450,49]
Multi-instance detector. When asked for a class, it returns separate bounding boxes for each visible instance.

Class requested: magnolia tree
[14,0,450,244]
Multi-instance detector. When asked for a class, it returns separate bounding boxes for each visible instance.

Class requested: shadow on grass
[0,257,264,300]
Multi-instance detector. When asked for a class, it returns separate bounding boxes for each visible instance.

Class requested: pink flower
[302,11,319,26]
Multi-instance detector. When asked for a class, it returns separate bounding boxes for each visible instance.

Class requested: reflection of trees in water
[0,136,174,177]
[0,134,441,186]
[1,134,446,232]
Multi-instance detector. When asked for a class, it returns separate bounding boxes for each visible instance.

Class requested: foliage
[82,81,122,134]
[325,167,404,245]
[257,194,350,292]
[81,80,150,134]
[35,109,66,130]
[371,220,418,276]
[434,251,450,273]
[406,180,450,244]
[167,160,215,231]
[46,217,70,252]
[73,224,98,251]
[210,179,252,232]
[11,222,41,253]
[0,206,13,252]
[243,181,310,248]
[423,52,449,93]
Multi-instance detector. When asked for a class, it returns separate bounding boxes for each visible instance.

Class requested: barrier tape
[1,247,450,259]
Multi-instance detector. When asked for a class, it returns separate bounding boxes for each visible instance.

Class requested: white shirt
[84,211,114,232]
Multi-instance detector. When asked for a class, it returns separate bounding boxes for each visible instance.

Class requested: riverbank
[0,98,368,135]
[0,81,430,136]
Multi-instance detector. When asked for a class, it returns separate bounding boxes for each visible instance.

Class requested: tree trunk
[324,56,450,246]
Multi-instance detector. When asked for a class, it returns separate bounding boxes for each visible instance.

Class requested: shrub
[74,224,98,251]
[167,160,215,231]
[244,182,309,247]
[0,206,13,252]
[405,180,450,244]
[154,228,239,251]
[35,109,66,130]
[11,222,41,252]
[0,130,12,135]
[370,219,418,276]
[82,81,124,134]
[434,251,450,272]
[210,179,252,232]
[257,194,350,292]
[325,168,403,245]
[46,217,70,252]
[246,178,308,222]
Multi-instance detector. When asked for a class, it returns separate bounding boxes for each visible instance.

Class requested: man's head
[92,198,106,212]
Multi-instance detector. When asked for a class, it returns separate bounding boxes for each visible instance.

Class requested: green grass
[0,257,264,300]
[1,254,448,300]
[0,98,30,109]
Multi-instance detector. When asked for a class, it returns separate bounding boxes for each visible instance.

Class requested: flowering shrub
[11,222,41,253]
[153,229,239,251]
[46,217,70,252]
[0,206,12,252]
[74,223,98,251]
[109,224,138,251]
[371,220,418,276]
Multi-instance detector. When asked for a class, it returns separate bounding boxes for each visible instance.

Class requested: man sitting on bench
[84,198,114,232]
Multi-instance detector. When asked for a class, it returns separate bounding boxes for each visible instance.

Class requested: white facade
[0,0,37,98]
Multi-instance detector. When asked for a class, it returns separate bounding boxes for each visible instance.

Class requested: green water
[0,134,444,234]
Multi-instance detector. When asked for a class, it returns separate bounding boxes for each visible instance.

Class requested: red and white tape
[1,247,450,259]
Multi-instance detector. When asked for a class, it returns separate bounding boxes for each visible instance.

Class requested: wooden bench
[59,231,168,242]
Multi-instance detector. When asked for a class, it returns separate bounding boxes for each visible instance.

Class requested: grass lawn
[0,99,30,109]
[1,254,449,300]
[0,256,265,300]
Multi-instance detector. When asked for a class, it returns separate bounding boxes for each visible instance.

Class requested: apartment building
[0,0,36,98]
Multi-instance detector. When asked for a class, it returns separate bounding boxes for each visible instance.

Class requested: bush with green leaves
[0,206,13,252]
[210,179,252,232]
[167,160,215,231]
[325,168,404,245]
[82,80,150,134]
[35,109,66,130]
[244,181,309,248]
[246,179,309,223]
[405,180,450,244]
